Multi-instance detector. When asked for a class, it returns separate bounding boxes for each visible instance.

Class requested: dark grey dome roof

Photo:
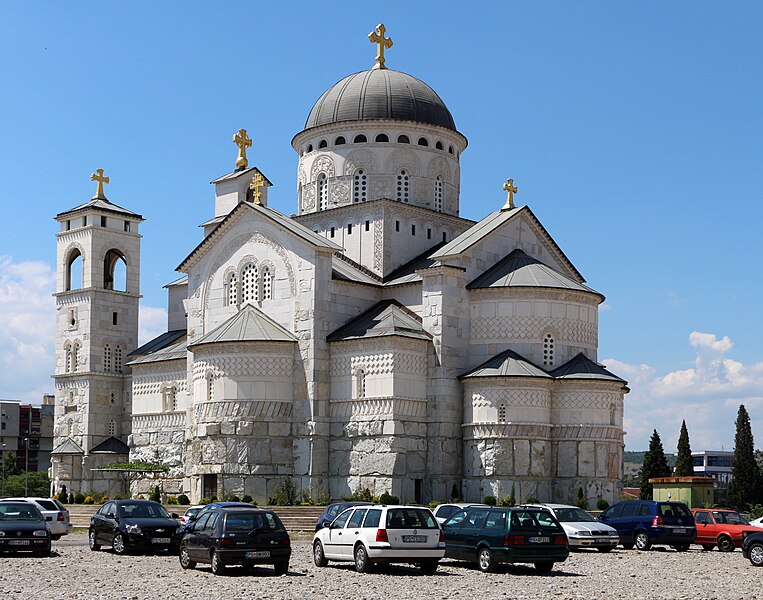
[305,69,457,132]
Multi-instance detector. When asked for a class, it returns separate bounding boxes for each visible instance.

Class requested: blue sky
[1,2,762,451]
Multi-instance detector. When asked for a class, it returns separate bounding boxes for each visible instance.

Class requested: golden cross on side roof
[368,23,393,70]
[90,168,110,200]
[502,178,518,210]
[233,128,252,170]
[249,172,268,205]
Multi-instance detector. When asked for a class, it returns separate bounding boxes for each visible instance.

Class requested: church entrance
[203,474,217,500]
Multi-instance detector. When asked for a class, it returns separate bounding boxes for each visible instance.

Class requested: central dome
[305,69,457,132]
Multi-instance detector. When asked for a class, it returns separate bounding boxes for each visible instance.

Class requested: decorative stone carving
[426,156,449,181]
[330,177,351,205]
[344,149,379,175]
[310,155,335,181]
[385,148,421,176]
[302,183,316,210]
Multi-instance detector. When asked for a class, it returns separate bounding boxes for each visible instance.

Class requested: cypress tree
[639,429,671,500]
[726,404,761,509]
[674,420,695,476]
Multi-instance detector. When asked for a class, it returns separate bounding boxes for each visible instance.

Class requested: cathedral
[50,25,628,505]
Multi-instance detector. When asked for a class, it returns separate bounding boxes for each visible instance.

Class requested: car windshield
[185,508,201,518]
[554,507,596,523]
[713,511,749,525]
[436,505,459,519]
[225,511,284,532]
[386,508,438,530]
[511,510,563,532]
[0,503,43,521]
[119,502,170,519]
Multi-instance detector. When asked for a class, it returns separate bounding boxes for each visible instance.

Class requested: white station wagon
[312,504,445,573]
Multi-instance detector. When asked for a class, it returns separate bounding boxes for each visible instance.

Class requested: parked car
[312,504,444,573]
[442,506,569,573]
[315,501,373,531]
[432,503,488,525]
[183,502,259,530]
[598,500,696,551]
[0,501,52,556]
[692,508,763,551]
[520,503,619,552]
[179,507,290,575]
[0,497,72,540]
[742,531,763,566]
[180,505,204,526]
[749,516,763,528]
[88,499,181,555]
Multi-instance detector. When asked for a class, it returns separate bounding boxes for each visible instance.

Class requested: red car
[691,508,763,552]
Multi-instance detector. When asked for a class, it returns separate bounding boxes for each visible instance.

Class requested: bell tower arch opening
[65,248,83,291]
[103,249,127,291]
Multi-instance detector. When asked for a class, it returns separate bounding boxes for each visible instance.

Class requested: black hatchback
[179,507,291,575]
[89,500,181,555]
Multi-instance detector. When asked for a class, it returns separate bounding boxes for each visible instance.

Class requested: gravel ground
[0,534,759,600]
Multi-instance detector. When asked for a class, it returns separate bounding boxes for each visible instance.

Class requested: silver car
[521,503,619,552]
[1,497,73,540]
[432,503,489,525]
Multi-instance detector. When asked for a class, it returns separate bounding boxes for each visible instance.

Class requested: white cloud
[139,304,168,345]
[606,331,763,452]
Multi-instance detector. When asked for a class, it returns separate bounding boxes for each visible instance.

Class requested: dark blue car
[598,500,696,551]
[315,502,373,531]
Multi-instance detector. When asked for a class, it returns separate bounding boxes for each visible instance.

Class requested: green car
[442,507,569,573]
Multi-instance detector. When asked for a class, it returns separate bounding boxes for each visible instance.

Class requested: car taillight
[281,537,290,546]
[554,535,567,545]
[57,512,64,522]
[219,538,234,547]
[652,516,664,527]
[504,535,525,545]
[376,528,388,542]
[439,530,444,543]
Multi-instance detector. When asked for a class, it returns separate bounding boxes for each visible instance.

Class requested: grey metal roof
[383,241,446,286]
[127,336,187,366]
[128,329,186,357]
[327,300,431,342]
[56,197,143,220]
[460,349,552,380]
[332,256,381,286]
[163,275,188,288]
[51,437,84,455]
[189,304,297,348]
[551,353,628,385]
[305,69,457,132]
[210,166,274,186]
[91,436,130,454]
[466,249,601,298]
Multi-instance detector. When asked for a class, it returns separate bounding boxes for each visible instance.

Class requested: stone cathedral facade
[50,27,628,505]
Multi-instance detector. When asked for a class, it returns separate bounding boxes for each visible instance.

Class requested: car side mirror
[322,520,331,528]
[107,512,116,520]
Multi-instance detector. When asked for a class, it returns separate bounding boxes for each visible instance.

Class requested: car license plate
[596,538,611,543]
[673,528,686,534]
[245,551,270,558]
[151,537,171,544]
[9,540,30,545]
[528,537,550,544]
[402,535,427,543]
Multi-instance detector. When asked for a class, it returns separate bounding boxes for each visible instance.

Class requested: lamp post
[1,441,6,496]
[24,437,29,496]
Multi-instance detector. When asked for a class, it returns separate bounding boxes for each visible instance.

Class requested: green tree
[3,451,21,478]
[639,429,671,500]
[3,472,50,496]
[674,420,695,476]
[726,405,762,509]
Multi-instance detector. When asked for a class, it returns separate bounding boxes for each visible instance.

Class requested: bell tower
[50,169,144,495]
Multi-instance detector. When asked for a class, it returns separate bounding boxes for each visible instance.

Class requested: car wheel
[112,533,127,555]
[477,547,495,573]
[598,547,614,553]
[88,529,100,551]
[273,561,289,575]
[354,544,371,573]
[749,543,763,566]
[179,543,196,570]
[635,532,652,551]
[211,550,226,575]
[534,562,554,574]
[313,540,329,567]
[420,560,438,575]
[673,544,690,552]
[701,544,715,551]
[621,543,634,550]
[717,535,734,552]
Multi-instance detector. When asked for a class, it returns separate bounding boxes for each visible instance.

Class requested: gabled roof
[466,249,602,299]
[383,241,446,286]
[189,304,297,349]
[460,349,552,380]
[430,206,584,282]
[163,275,188,288]
[56,197,143,220]
[551,353,628,385]
[327,300,431,342]
[177,201,341,272]
[91,436,130,454]
[51,438,84,455]
[210,166,274,186]
[127,336,187,366]
[128,329,186,357]
[332,255,382,286]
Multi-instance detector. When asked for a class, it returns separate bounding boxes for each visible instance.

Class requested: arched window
[241,263,259,303]
[163,386,177,412]
[355,368,366,399]
[375,133,389,142]
[318,139,327,149]
[115,345,123,373]
[353,169,367,202]
[498,404,507,423]
[448,145,454,154]
[307,144,313,152]
[396,169,410,202]
[68,421,75,438]
[65,249,83,291]
[207,373,215,401]
[104,344,112,372]
[262,266,273,300]
[110,392,116,404]
[335,136,346,145]
[64,342,72,373]
[435,141,444,150]
[71,342,80,373]
[610,403,617,426]
[434,176,443,212]
[318,174,328,210]
[103,249,127,291]
[227,272,238,306]
[353,134,367,143]
[108,420,116,436]
[417,137,429,147]
[542,332,555,367]
[397,134,410,144]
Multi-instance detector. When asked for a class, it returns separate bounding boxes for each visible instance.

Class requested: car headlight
[33,530,48,537]
[576,531,591,536]
[0,531,5,537]
[125,524,142,534]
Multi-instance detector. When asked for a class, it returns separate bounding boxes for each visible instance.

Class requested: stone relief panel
[385,148,421,176]
[426,156,450,181]
[344,149,379,175]
[302,182,316,211]
[330,176,351,206]
[369,174,393,200]
[471,315,597,347]
[310,155,335,181]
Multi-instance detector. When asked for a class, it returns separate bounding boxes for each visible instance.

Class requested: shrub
[316,490,331,506]
[177,494,190,506]
[199,498,211,505]
[210,496,218,503]
[483,495,497,506]
[241,494,253,504]
[137,495,145,500]
[428,501,440,509]
[58,486,68,504]
[249,499,258,506]
[596,499,610,511]
[166,496,178,505]
[74,492,86,504]
[526,496,540,504]
[299,491,315,506]
[379,492,399,505]
[114,495,124,500]
[84,496,95,505]
[99,496,109,504]
[228,495,241,502]
[149,486,161,503]
[352,487,373,502]
[268,478,297,506]
[498,495,512,507]
[576,487,589,510]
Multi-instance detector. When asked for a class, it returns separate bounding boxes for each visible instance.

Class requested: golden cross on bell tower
[233,128,252,170]
[368,23,393,70]
[502,178,518,210]
[90,168,110,200]
[249,172,268,205]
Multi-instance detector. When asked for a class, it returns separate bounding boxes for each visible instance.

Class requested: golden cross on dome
[368,23,393,70]
[502,178,518,210]
[249,172,267,205]
[90,168,110,200]
[233,128,252,170]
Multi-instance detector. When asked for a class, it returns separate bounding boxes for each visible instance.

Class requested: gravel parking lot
[0,534,758,599]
